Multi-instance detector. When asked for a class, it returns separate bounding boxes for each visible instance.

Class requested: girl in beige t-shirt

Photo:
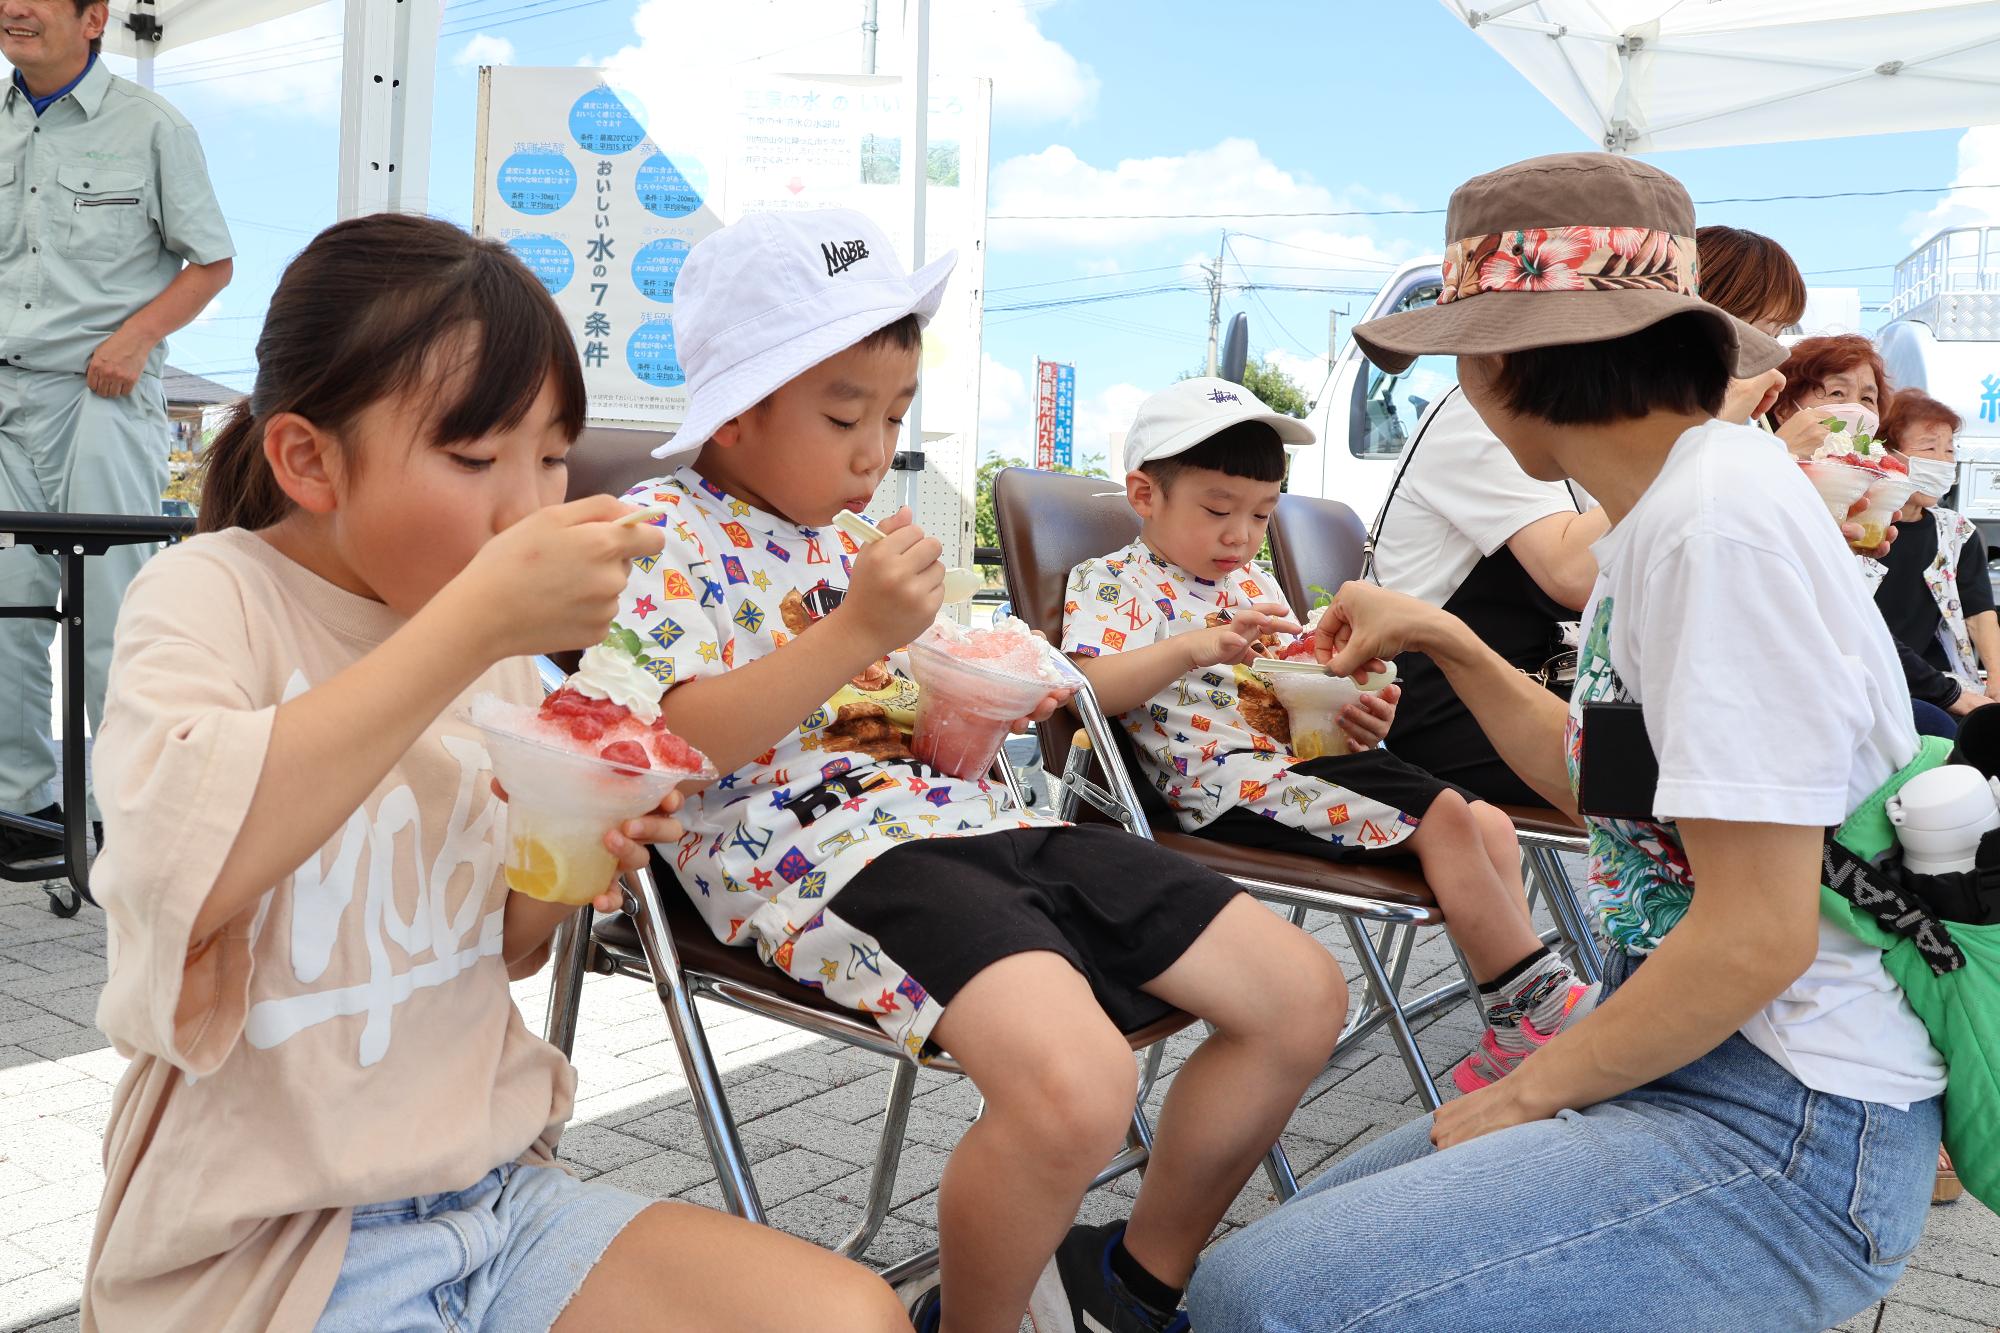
[81,215,904,1332]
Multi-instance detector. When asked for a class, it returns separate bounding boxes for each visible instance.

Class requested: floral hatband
[1438,226,1699,305]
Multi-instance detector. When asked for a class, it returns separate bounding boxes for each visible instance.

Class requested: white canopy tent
[1440,0,2000,153]
[98,0,441,217]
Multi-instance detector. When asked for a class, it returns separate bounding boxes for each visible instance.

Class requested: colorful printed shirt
[1060,540,1414,850]
[612,466,1062,1056]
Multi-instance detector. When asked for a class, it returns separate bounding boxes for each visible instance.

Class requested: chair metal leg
[624,865,769,1223]
[542,907,593,1058]
[1341,915,1442,1110]
[1528,845,1603,983]
[835,1057,918,1260]
[1260,1137,1300,1202]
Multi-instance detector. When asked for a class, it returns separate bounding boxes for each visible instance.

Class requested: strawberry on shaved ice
[471,629,711,905]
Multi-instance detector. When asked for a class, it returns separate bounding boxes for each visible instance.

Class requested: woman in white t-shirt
[1370,225,1806,809]
[1189,153,1945,1333]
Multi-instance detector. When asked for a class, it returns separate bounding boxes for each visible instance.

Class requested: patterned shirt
[613,466,1061,1055]
[1061,539,1413,850]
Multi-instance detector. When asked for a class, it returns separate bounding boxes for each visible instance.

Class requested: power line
[988,263,1189,294]
[991,182,2000,222]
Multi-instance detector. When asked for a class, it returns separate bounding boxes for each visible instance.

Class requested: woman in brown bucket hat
[1188,154,1944,1332]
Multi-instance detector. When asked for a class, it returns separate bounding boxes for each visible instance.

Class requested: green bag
[1822,734,2000,1207]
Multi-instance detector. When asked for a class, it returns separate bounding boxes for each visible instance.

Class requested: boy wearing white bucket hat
[605,209,1345,1332]
[1063,379,1598,1097]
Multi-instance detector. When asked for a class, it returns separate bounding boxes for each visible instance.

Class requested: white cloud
[989,138,1407,252]
[1264,348,1335,407]
[454,34,516,68]
[1075,381,1148,474]
[597,0,1094,125]
[980,353,1027,427]
[1907,126,2000,245]
[146,1,343,122]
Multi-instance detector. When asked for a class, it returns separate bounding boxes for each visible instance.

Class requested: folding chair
[994,466,1488,1109]
[535,440,1212,1281]
[1264,492,1602,982]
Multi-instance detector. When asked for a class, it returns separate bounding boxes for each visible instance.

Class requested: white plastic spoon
[832,509,982,604]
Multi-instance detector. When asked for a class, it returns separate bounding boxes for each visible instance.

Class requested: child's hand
[1339,682,1400,750]
[594,789,687,911]
[834,506,945,653]
[1186,604,1300,670]
[450,496,667,661]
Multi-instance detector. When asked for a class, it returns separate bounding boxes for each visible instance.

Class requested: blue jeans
[315,1163,653,1332]
[1187,951,1941,1332]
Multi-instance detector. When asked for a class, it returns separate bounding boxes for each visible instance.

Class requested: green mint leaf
[604,626,645,659]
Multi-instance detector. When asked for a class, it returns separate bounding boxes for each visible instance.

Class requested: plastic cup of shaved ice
[1798,459,1877,529]
[1849,470,1917,552]
[905,622,1064,780]
[1262,670,1365,760]
[471,693,712,907]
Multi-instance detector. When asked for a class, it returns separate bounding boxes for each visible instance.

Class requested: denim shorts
[315,1162,654,1332]
[1187,949,1944,1333]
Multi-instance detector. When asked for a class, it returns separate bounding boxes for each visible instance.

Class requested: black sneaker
[0,803,63,867]
[1027,1222,1187,1333]
[906,1284,942,1332]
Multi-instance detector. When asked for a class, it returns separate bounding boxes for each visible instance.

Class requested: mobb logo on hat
[651,208,958,458]
[1122,376,1317,478]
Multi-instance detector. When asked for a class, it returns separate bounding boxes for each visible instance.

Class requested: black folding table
[0,510,194,916]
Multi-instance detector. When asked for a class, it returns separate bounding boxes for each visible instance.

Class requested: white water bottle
[1886,767,2000,875]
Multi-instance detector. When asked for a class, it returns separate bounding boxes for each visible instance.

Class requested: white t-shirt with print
[1373,387,1593,608]
[1573,419,1945,1105]
[1060,539,1416,850]
[611,467,1062,1057]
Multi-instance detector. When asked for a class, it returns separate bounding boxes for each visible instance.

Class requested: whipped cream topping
[571,642,664,723]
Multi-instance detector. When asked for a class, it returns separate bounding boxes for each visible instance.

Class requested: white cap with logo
[1122,376,1316,478]
[652,207,957,458]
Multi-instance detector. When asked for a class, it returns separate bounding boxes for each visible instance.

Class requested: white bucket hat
[651,208,957,458]
[1123,376,1316,478]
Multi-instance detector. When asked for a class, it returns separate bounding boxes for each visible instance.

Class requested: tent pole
[899,0,929,511]
[338,0,443,219]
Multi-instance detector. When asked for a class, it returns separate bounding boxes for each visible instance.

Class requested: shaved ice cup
[471,693,712,907]
[904,635,1059,780]
[1850,471,1918,552]
[1263,670,1366,760]
[1798,459,1876,531]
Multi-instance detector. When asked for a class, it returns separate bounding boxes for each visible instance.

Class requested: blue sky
[26,0,1999,463]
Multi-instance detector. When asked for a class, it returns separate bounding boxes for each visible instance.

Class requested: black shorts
[1195,750,1471,863]
[833,825,1241,1034]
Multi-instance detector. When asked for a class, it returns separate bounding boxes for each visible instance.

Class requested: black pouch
[1895,826,2000,927]
[1576,700,1660,821]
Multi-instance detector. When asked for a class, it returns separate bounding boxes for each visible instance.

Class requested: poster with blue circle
[635,152,706,219]
[632,238,691,305]
[569,85,649,156]
[628,319,684,387]
[496,152,576,215]
[507,235,574,295]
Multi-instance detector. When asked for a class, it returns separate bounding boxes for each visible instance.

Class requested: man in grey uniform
[0,0,233,861]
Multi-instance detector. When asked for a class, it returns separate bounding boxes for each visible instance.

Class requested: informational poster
[1033,360,1075,469]
[474,67,990,440]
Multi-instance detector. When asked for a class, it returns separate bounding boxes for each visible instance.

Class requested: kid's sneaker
[1027,1221,1187,1333]
[1449,980,1600,1094]
[905,1281,942,1331]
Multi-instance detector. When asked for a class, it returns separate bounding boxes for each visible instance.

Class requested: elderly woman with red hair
[1773,337,1988,735]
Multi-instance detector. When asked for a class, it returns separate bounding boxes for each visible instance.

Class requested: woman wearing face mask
[1874,391,1999,712]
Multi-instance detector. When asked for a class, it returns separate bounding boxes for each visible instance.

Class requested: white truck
[1286,256,1450,527]
[1876,226,2000,551]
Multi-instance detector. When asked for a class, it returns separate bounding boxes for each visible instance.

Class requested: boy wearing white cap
[605,209,1346,1333]
[1062,379,1598,1095]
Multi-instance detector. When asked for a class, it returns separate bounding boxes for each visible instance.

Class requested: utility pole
[862,0,879,73]
[1203,230,1227,377]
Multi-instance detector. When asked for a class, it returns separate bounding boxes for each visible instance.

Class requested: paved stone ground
[0,869,1995,1331]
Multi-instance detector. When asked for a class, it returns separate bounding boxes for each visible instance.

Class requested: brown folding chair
[1265,492,1602,982]
[536,440,1199,1281]
[995,467,1481,1109]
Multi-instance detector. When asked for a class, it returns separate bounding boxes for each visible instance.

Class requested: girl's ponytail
[196,399,286,534]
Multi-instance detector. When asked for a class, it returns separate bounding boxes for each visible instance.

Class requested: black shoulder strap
[1363,385,1587,585]
[1822,835,1965,976]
